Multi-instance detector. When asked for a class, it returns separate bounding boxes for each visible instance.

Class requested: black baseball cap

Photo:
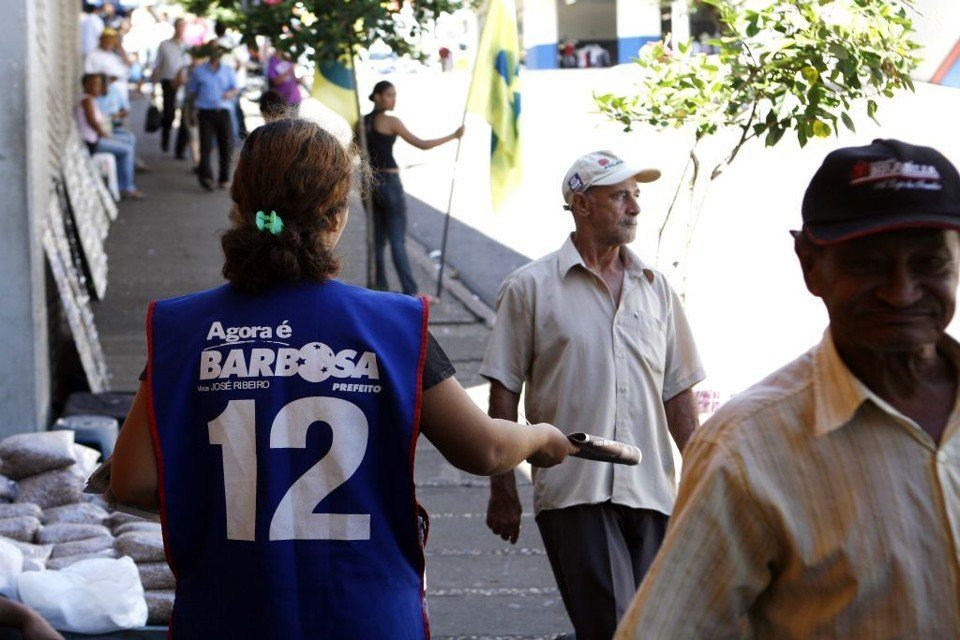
[801,139,960,244]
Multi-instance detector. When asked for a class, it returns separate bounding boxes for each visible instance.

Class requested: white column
[0,0,52,434]
[616,0,662,64]
[671,0,691,48]
[521,0,558,69]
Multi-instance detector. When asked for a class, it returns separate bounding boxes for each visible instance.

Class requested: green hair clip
[255,210,284,235]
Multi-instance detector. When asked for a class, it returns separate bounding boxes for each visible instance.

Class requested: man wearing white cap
[480,150,706,639]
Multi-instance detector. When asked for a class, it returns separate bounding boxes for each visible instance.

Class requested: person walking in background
[213,21,246,143]
[80,3,104,58]
[266,48,302,115]
[77,74,142,200]
[363,80,463,298]
[481,150,705,639]
[615,139,960,638]
[108,118,575,639]
[186,43,238,191]
[152,17,188,155]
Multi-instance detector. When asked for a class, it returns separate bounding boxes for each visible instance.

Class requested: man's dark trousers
[197,108,233,185]
[160,79,178,152]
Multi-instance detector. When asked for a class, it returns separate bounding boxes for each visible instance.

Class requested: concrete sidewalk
[91,102,571,639]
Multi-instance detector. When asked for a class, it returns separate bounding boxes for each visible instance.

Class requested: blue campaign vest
[147,280,429,640]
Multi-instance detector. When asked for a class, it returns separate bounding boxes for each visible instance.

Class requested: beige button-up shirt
[479,235,705,516]
[616,330,960,639]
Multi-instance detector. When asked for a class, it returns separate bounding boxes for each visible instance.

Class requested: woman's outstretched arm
[420,377,576,475]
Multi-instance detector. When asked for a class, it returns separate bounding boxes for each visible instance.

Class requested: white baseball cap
[561,150,661,208]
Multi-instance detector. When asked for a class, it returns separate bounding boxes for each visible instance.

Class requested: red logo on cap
[850,161,869,181]
[599,159,609,167]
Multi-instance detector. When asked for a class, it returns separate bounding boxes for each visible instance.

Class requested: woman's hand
[526,423,578,468]
[453,125,465,139]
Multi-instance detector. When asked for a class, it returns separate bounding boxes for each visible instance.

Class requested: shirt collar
[811,328,960,437]
[557,234,655,283]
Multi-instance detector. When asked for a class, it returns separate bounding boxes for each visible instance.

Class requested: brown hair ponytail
[221,119,355,294]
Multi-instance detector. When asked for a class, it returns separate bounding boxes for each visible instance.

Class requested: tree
[180,0,472,287]
[595,0,921,291]
[179,0,473,62]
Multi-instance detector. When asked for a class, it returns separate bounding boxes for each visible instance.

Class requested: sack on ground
[0,516,41,542]
[43,502,109,526]
[144,590,174,626]
[0,474,16,501]
[0,503,41,520]
[137,561,174,590]
[46,549,118,571]
[18,556,148,634]
[17,466,84,509]
[115,531,164,563]
[113,521,161,536]
[0,431,76,480]
[51,535,114,559]
[38,523,112,545]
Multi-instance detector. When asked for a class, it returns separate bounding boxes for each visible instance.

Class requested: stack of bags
[0,430,176,628]
[110,512,174,625]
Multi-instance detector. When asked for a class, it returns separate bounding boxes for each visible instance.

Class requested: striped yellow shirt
[615,330,960,639]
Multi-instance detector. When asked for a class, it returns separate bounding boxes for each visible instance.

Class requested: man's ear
[794,233,824,298]
[570,192,590,218]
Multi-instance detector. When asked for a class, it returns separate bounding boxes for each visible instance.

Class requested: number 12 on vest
[208,396,371,541]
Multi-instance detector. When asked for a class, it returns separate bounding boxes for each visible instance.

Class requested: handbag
[144,102,161,133]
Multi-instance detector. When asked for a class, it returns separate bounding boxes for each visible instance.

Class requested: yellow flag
[312,60,359,127]
[466,0,521,210]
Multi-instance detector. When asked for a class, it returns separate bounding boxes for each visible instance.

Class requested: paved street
[92,100,572,638]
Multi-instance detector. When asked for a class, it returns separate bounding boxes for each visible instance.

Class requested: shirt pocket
[633,313,666,375]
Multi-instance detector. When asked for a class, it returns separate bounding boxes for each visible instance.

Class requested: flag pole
[436,2,487,301]
[434,107,468,300]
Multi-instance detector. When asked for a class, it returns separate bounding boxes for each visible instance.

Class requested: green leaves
[596,0,920,174]
[181,0,475,63]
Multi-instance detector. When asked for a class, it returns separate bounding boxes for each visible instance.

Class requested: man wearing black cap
[614,139,960,638]
[480,150,706,639]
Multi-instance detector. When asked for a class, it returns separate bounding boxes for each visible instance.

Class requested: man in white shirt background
[152,18,188,154]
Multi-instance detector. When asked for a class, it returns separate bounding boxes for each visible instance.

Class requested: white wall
[0,0,51,433]
[912,0,960,80]
[374,67,960,400]
[557,0,616,41]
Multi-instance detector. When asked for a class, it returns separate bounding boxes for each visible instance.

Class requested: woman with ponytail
[110,118,573,639]
[364,80,464,298]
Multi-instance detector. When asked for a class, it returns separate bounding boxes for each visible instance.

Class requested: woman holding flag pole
[363,80,464,299]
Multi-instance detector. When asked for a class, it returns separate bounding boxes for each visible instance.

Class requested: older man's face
[803,228,960,355]
[574,178,641,247]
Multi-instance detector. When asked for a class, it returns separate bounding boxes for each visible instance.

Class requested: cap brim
[591,165,661,188]
[804,213,960,245]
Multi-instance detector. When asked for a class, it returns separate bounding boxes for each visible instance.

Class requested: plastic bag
[5,539,52,572]
[18,556,148,634]
[0,537,23,599]
[72,444,101,479]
